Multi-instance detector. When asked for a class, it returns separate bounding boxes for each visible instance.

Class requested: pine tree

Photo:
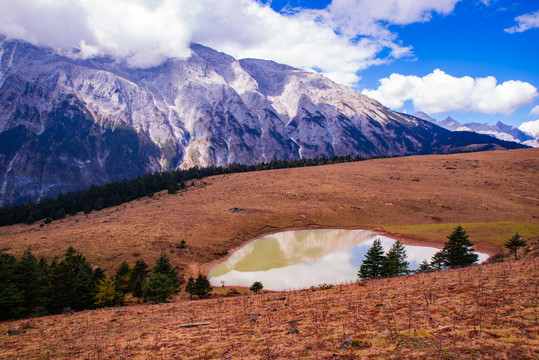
[48,247,96,312]
[152,253,180,292]
[442,225,478,268]
[37,256,51,311]
[430,251,446,270]
[95,276,123,307]
[185,276,196,299]
[504,233,527,260]
[193,274,213,299]
[250,281,264,294]
[358,239,386,279]
[93,267,106,283]
[0,253,25,320]
[0,283,25,320]
[382,241,409,277]
[130,259,149,302]
[142,273,176,303]
[418,259,432,272]
[15,250,49,313]
[114,261,131,294]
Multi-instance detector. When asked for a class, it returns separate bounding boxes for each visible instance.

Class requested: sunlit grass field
[385,221,539,248]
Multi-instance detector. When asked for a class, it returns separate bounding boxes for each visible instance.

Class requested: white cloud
[505,10,539,33]
[530,105,539,116]
[0,0,461,86]
[362,69,538,115]
[324,0,460,34]
[519,120,539,138]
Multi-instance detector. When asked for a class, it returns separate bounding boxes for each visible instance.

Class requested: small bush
[351,339,371,349]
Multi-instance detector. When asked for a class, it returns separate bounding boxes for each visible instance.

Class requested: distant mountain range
[412,112,539,148]
[0,35,526,205]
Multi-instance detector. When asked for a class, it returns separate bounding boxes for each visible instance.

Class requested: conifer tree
[114,261,131,294]
[16,250,49,313]
[95,276,123,307]
[48,247,96,312]
[0,253,25,320]
[358,239,386,279]
[93,267,106,283]
[152,253,180,292]
[192,274,213,299]
[130,259,149,302]
[430,251,446,270]
[442,225,478,268]
[185,276,196,299]
[504,233,527,260]
[418,259,432,272]
[142,273,176,303]
[382,241,409,277]
[250,281,264,294]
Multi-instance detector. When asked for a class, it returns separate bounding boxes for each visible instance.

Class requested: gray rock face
[0,36,525,205]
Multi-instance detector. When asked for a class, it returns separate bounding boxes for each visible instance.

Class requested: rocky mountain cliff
[0,36,525,205]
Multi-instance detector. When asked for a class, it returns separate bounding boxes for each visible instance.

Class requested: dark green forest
[0,248,201,321]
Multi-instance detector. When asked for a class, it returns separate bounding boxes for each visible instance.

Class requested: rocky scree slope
[0,36,525,205]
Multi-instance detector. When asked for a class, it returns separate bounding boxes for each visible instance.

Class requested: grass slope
[1,257,537,359]
[0,148,537,275]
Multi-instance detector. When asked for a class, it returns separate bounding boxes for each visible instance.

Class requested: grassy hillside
[1,256,537,359]
[0,148,537,275]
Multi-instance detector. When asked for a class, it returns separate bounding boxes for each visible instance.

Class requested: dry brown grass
[1,256,537,359]
[0,148,538,275]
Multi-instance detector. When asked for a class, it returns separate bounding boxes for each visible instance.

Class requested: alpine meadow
[1,0,539,359]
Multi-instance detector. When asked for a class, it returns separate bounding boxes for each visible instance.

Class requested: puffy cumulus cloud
[519,119,539,138]
[191,2,386,86]
[0,0,193,68]
[323,0,460,37]
[362,69,538,115]
[0,0,461,85]
[530,105,539,117]
[505,10,539,33]
[301,0,461,61]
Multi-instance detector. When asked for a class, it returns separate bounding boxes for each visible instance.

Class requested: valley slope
[0,148,537,275]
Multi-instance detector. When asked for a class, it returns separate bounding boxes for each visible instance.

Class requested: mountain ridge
[0,36,526,205]
[413,111,538,147]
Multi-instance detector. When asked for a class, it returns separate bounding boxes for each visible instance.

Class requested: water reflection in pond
[209,229,489,291]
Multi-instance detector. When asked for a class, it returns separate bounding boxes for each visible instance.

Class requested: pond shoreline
[195,223,497,277]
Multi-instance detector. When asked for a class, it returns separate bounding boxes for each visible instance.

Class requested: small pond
[208,229,489,291]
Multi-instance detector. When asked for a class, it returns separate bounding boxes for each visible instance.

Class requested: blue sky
[1,0,537,130]
[264,0,539,128]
